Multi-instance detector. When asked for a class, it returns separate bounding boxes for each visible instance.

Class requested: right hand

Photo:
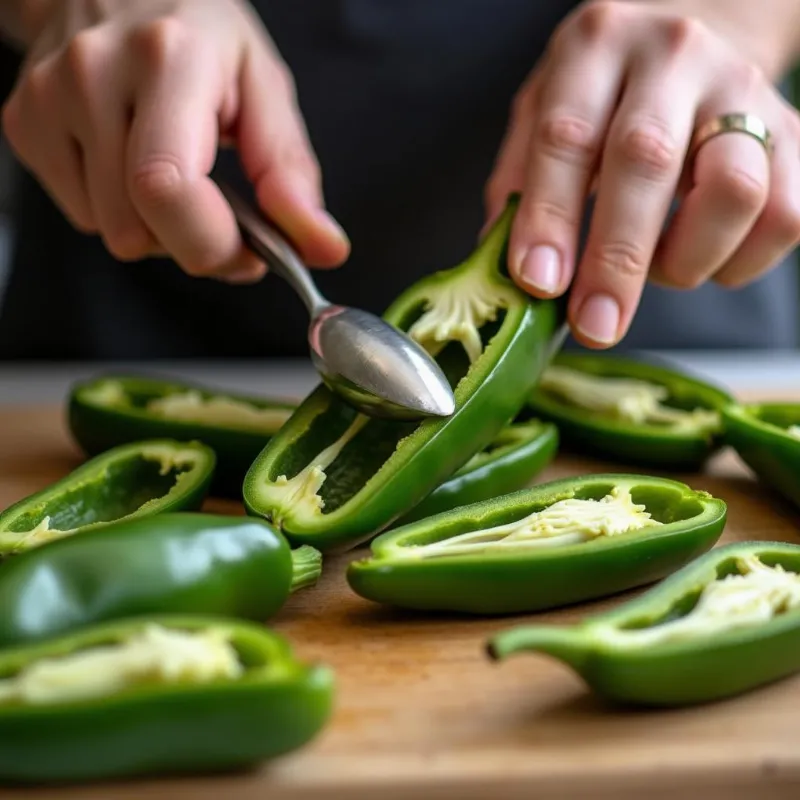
[2,0,350,283]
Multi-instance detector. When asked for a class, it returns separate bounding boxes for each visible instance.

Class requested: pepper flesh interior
[539,365,720,432]
[0,624,243,706]
[259,415,369,527]
[0,444,202,550]
[84,380,293,434]
[407,267,519,364]
[398,486,661,559]
[604,554,800,646]
[146,390,293,433]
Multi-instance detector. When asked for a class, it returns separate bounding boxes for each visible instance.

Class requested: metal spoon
[219,184,456,421]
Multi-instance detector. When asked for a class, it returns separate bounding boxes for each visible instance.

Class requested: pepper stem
[486,625,590,674]
[289,545,323,592]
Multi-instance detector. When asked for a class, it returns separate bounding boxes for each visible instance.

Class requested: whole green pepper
[391,417,559,527]
[487,541,800,706]
[0,512,321,648]
[526,352,731,470]
[722,402,800,510]
[243,196,561,551]
[0,614,334,784]
[0,439,215,555]
[347,473,726,614]
[68,374,296,497]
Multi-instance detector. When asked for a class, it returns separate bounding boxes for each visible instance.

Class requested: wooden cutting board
[2,402,800,800]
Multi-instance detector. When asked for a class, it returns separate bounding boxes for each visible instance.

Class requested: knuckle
[594,239,650,279]
[64,30,104,93]
[538,113,599,165]
[22,58,55,105]
[570,1,623,42]
[523,197,580,230]
[661,15,706,58]
[766,194,800,244]
[615,120,678,179]
[713,167,768,213]
[130,17,189,68]
[130,157,185,208]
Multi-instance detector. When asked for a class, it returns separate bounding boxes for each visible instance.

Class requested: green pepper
[0,439,215,555]
[243,196,561,552]
[526,351,732,470]
[0,512,321,648]
[346,473,726,614]
[722,402,800,510]
[487,540,800,706]
[68,374,296,497]
[391,417,559,528]
[0,614,334,784]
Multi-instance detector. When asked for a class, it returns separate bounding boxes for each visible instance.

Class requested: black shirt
[0,0,796,359]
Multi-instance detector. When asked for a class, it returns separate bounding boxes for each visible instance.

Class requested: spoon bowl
[219,184,456,421]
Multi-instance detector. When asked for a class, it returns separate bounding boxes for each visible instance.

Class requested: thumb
[236,45,349,268]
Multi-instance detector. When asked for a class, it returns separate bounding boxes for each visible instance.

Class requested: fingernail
[517,245,561,293]
[576,293,620,344]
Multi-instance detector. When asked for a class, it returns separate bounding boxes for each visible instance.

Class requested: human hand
[485,1,800,347]
[2,0,350,283]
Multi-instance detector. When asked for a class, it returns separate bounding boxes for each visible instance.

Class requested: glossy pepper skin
[0,614,334,784]
[391,418,558,528]
[527,352,732,470]
[347,474,727,615]
[486,541,800,707]
[68,375,296,497]
[0,439,215,555]
[722,403,800,510]
[0,512,321,648]
[243,195,561,552]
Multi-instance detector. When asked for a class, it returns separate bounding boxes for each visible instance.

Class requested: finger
[238,41,349,268]
[59,28,159,261]
[711,125,800,287]
[508,13,628,298]
[126,28,261,280]
[482,72,539,235]
[568,51,702,347]
[651,121,770,288]
[2,59,96,232]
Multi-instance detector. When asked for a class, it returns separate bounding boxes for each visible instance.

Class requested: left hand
[485,1,800,348]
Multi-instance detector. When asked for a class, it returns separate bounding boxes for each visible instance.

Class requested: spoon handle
[218,182,329,316]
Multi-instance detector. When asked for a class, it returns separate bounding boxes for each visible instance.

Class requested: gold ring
[691,113,774,156]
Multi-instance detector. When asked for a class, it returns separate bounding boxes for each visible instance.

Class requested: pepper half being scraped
[243,195,561,551]
[723,402,800,511]
[68,375,296,497]
[0,439,215,555]
[527,352,731,469]
[486,541,800,706]
[346,474,726,614]
[390,417,558,528]
[0,614,334,783]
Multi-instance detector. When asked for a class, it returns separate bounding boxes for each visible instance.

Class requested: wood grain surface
[2,403,800,800]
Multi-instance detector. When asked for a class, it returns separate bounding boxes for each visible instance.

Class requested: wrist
[646,0,800,80]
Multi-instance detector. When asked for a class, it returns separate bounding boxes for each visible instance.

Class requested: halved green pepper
[346,473,726,614]
[391,418,559,527]
[68,374,296,497]
[243,196,561,551]
[0,439,215,555]
[0,614,334,784]
[487,540,800,706]
[526,352,732,469]
[0,512,321,648]
[722,402,800,510]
